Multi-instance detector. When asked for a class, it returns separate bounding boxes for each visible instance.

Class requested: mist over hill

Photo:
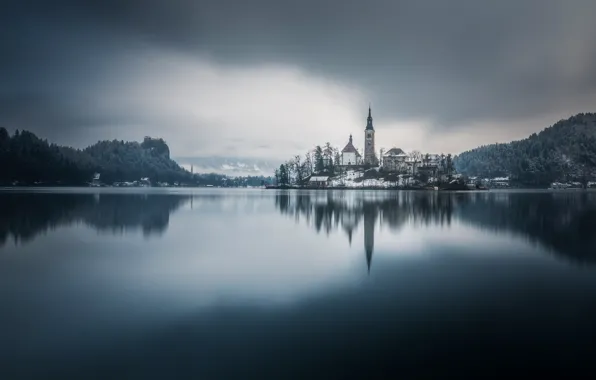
[175,156,279,177]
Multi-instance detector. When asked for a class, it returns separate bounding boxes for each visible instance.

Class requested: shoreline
[1,185,593,191]
[266,188,486,191]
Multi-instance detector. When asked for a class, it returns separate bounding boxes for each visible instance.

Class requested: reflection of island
[275,191,596,268]
[0,192,190,247]
[275,192,455,272]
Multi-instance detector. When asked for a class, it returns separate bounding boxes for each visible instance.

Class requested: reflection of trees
[274,191,456,272]
[275,190,596,266]
[81,194,189,236]
[0,193,190,247]
[275,191,454,237]
[456,192,596,264]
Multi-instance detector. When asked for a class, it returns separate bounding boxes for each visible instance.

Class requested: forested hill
[0,128,192,185]
[454,113,596,186]
[82,137,187,183]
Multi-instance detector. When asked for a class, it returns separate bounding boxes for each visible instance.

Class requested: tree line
[274,142,343,186]
[0,128,271,186]
[454,113,596,187]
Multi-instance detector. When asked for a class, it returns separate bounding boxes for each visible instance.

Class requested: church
[340,106,378,167]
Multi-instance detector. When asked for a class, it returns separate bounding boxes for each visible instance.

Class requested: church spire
[366,104,374,130]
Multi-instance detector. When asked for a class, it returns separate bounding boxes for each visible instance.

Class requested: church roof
[365,106,374,131]
[342,141,361,155]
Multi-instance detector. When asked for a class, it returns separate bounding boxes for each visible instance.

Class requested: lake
[2,188,596,378]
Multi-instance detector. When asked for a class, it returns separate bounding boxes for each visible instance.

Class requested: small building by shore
[309,176,330,188]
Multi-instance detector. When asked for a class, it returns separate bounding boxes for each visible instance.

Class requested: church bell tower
[364,105,377,166]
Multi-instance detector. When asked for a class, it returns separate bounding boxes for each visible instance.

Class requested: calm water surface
[2,188,596,378]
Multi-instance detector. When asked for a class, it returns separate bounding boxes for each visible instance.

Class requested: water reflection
[3,189,596,378]
[0,192,190,247]
[274,190,596,265]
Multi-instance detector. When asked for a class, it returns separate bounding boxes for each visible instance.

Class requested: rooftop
[342,141,361,156]
[384,148,406,157]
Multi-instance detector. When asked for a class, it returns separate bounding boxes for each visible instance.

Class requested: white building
[340,135,362,166]
[491,177,510,187]
[382,148,408,172]
[424,154,442,167]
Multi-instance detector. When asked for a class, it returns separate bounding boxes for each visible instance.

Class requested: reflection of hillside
[456,192,596,264]
[275,190,596,266]
[0,193,189,246]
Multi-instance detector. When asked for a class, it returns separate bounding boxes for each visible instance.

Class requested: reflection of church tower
[363,204,376,273]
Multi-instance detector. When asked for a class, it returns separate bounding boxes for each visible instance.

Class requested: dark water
[2,188,596,379]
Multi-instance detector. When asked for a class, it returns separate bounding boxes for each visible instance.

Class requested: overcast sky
[2,0,595,161]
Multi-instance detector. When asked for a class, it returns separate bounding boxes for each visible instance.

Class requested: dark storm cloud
[2,0,596,142]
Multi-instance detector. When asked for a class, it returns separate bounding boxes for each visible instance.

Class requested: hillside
[0,128,191,185]
[454,113,596,186]
[83,137,190,183]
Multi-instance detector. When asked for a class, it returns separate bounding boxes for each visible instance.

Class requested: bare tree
[285,160,295,185]
[293,155,304,185]
[333,149,341,166]
[409,150,422,174]
[304,152,313,176]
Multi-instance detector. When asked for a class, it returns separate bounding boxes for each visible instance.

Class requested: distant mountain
[176,156,279,177]
[454,113,596,186]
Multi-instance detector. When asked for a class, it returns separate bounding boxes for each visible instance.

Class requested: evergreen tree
[323,142,334,165]
[278,164,289,186]
[334,150,341,174]
[314,146,324,173]
[454,113,596,186]
[0,129,202,185]
[446,154,454,179]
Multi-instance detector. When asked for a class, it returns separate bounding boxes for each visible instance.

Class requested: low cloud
[96,51,368,159]
[2,0,596,160]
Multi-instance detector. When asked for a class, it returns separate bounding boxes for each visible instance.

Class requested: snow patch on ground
[328,170,413,188]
